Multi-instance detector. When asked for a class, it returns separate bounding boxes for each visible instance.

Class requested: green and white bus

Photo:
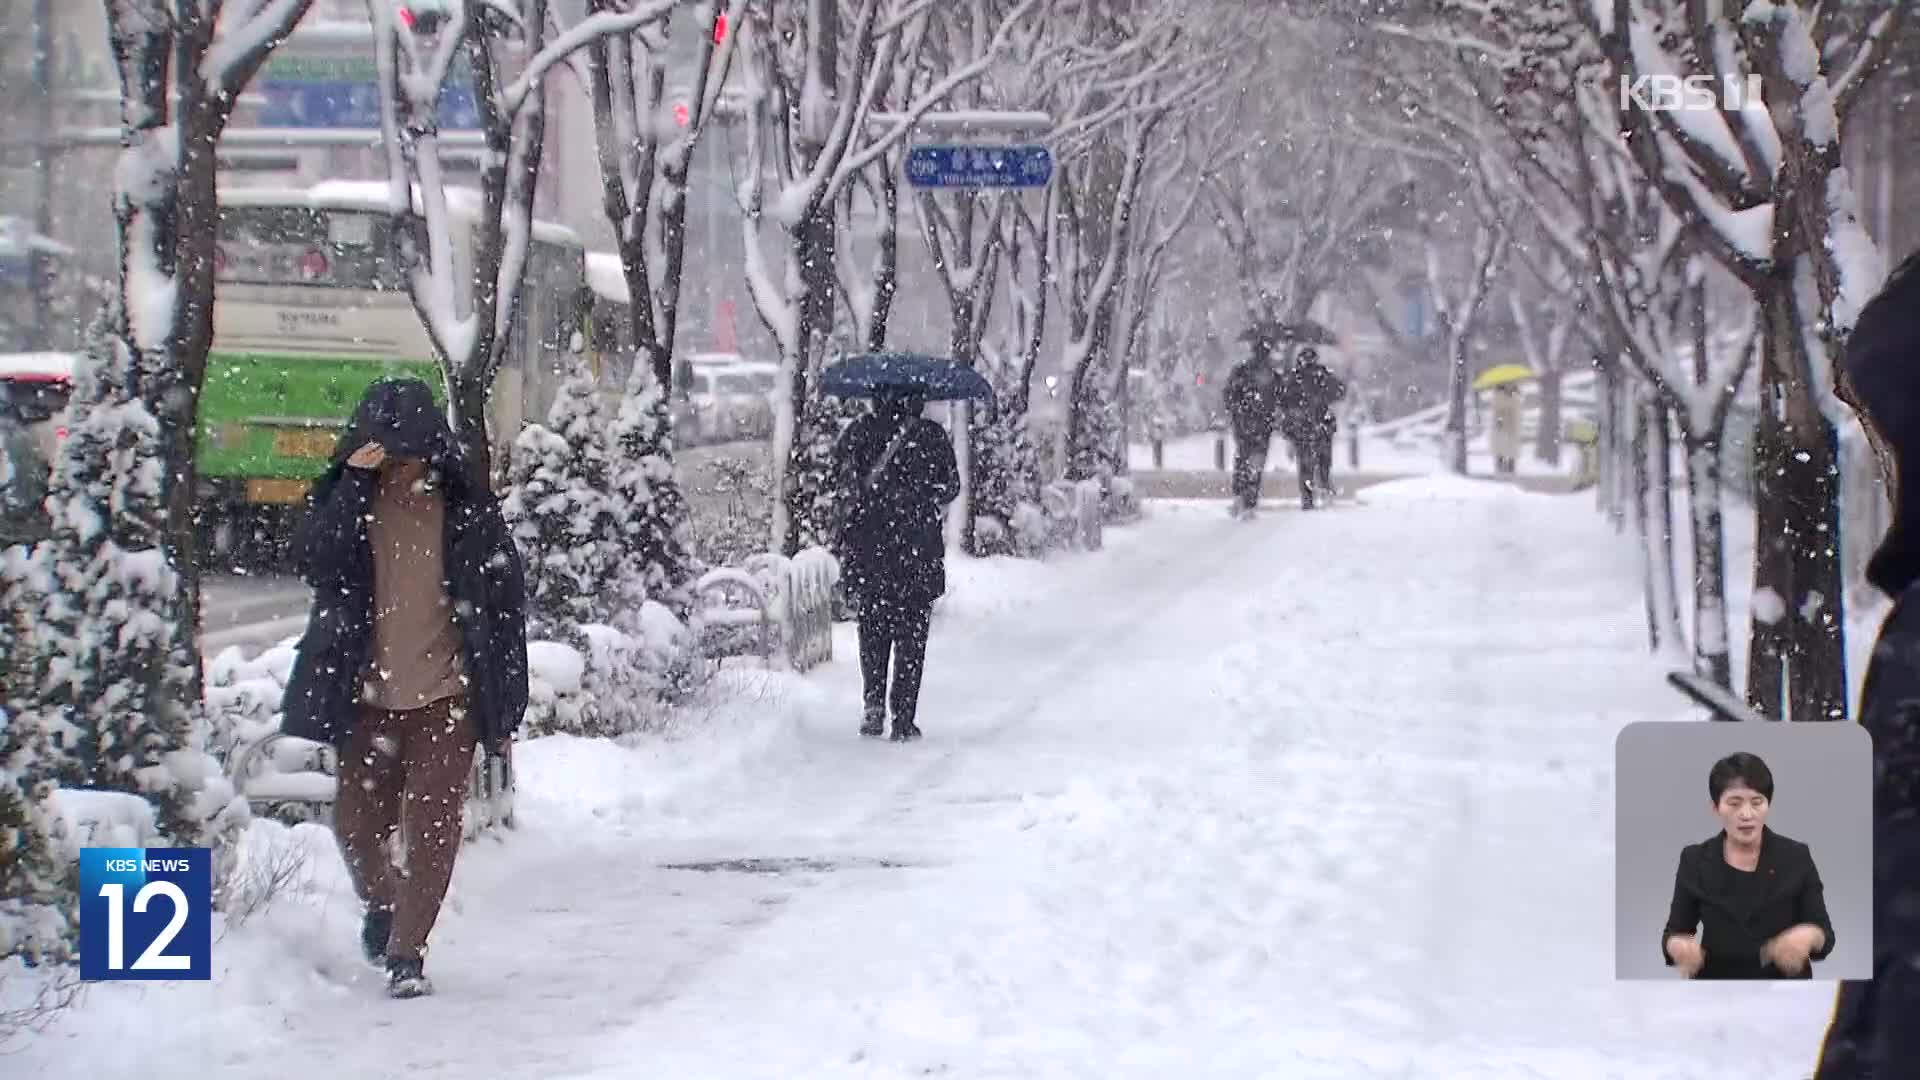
[203,183,596,558]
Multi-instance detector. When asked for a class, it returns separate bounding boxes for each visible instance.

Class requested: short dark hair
[1708,752,1774,803]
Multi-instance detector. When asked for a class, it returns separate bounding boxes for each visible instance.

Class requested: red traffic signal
[673,102,690,126]
[714,12,729,43]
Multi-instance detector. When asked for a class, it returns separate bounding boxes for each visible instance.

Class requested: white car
[689,364,777,443]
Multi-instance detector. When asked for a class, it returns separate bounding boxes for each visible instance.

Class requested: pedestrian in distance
[281,378,529,1000]
[1660,752,1834,980]
[1223,324,1285,519]
[1814,247,1920,1077]
[1277,347,1347,510]
[831,388,959,741]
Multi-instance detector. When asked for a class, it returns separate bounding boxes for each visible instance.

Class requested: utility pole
[32,0,54,348]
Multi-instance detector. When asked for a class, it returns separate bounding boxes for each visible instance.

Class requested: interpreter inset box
[1614,720,1872,981]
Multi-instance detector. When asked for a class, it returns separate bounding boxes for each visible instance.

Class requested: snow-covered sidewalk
[14,479,1835,1078]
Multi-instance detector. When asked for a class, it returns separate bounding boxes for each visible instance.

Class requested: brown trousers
[334,696,476,962]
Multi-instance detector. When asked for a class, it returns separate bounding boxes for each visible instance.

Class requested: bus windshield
[215,205,407,290]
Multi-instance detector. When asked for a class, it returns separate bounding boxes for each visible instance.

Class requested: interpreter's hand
[1665,933,1706,978]
[1763,925,1822,975]
[347,442,387,471]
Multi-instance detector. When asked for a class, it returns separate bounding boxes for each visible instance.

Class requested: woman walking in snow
[831,388,959,741]
[281,378,528,999]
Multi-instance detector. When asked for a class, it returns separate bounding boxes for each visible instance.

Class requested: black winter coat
[1662,827,1836,979]
[1838,250,1920,964]
[1224,359,1281,442]
[1277,361,1346,440]
[831,412,959,611]
[280,379,529,750]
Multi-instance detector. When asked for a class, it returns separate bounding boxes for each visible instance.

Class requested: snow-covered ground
[7,479,1840,1078]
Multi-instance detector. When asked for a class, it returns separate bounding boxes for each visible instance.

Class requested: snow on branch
[502,0,682,114]
[203,0,316,92]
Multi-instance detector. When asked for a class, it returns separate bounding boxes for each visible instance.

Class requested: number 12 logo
[79,848,212,981]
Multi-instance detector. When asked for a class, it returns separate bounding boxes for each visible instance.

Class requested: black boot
[859,709,885,738]
[387,955,433,999]
[361,904,393,964]
[890,719,922,742]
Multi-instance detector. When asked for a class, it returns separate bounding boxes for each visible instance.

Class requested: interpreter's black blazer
[1662,827,1836,979]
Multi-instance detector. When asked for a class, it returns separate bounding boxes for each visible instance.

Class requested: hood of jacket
[315,377,473,502]
[1842,251,1920,595]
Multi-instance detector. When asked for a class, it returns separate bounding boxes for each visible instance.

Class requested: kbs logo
[79,848,212,981]
[1619,73,1764,113]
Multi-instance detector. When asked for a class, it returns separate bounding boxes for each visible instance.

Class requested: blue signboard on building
[255,54,480,130]
[906,145,1053,189]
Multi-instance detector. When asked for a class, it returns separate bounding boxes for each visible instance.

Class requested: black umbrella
[819,352,995,403]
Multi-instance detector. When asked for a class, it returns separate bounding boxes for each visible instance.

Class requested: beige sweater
[360,474,467,711]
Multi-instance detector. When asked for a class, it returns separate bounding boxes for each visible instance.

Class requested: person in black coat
[281,377,528,998]
[1223,329,1283,518]
[1276,348,1346,510]
[1815,249,1920,1077]
[830,389,959,741]
[1662,752,1835,980]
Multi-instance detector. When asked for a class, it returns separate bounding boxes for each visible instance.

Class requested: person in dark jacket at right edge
[1815,249,1920,1078]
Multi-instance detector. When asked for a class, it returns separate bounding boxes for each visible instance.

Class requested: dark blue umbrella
[819,352,995,403]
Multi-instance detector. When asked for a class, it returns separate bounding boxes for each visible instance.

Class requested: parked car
[0,352,76,545]
[690,363,777,443]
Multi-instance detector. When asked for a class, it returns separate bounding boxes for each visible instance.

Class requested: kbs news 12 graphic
[78,847,213,982]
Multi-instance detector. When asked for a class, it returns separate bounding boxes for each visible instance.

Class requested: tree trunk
[450,371,495,491]
[1745,285,1849,721]
[1651,397,1685,650]
[1633,396,1660,651]
[1444,329,1469,474]
[1601,363,1629,531]
[1684,426,1735,689]
[1534,368,1563,465]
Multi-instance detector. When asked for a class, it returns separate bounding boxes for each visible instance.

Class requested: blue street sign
[905,145,1053,189]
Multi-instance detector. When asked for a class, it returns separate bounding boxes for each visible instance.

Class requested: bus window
[215,206,408,290]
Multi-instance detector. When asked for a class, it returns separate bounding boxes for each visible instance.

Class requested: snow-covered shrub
[788,393,859,552]
[504,363,622,641]
[0,767,73,964]
[1067,374,1121,481]
[1010,501,1049,559]
[607,373,694,615]
[11,325,245,858]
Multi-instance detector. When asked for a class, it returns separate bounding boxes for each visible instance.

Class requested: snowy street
[21,480,1835,1079]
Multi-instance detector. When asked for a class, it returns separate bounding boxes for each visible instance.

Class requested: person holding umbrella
[823,355,970,741]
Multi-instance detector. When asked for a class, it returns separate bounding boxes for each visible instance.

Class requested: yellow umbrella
[1472,363,1536,391]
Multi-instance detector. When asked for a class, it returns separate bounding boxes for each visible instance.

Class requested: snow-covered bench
[691,547,840,673]
[1042,479,1105,552]
[222,730,514,839]
[205,644,516,837]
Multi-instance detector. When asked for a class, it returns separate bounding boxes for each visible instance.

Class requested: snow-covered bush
[504,364,623,640]
[606,374,694,616]
[8,323,245,861]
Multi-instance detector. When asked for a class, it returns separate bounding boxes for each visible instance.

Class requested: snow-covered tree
[99,0,320,701]
[1579,0,1910,721]
[503,363,620,639]
[368,0,680,485]
[576,0,744,594]
[733,0,1041,553]
[605,372,693,608]
[1047,11,1208,480]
